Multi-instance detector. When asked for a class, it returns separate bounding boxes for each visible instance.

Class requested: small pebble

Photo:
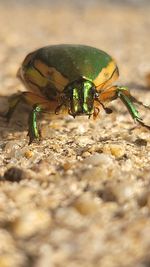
[24,150,34,159]
[3,167,24,182]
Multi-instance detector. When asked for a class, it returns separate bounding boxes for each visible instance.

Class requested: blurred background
[1,0,150,6]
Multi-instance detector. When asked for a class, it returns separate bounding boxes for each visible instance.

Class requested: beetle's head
[64,78,97,117]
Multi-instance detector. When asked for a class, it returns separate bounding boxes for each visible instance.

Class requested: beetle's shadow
[0,95,30,140]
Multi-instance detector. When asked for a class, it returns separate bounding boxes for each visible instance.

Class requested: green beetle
[6,44,150,144]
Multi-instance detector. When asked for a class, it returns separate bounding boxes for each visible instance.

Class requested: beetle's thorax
[64,78,96,117]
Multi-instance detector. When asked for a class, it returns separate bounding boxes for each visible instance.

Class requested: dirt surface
[0,3,150,267]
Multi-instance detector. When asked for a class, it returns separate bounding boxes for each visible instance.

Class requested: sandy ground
[0,3,150,267]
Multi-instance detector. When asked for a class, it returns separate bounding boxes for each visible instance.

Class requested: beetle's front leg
[27,102,57,144]
[22,94,57,144]
[116,86,150,130]
[28,104,43,144]
[98,85,150,130]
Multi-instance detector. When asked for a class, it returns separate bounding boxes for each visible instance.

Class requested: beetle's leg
[4,91,61,143]
[21,92,59,144]
[116,86,150,130]
[28,100,62,144]
[94,86,117,117]
[5,93,43,143]
[28,104,43,144]
[97,85,150,129]
[4,91,53,122]
[118,87,150,109]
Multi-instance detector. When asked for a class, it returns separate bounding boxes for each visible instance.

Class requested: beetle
[5,44,150,144]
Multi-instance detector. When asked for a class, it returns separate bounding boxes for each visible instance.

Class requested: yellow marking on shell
[93,60,119,90]
[25,67,49,87]
[34,60,69,91]
[17,67,43,94]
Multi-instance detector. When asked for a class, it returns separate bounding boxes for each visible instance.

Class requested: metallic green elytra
[5,44,150,144]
